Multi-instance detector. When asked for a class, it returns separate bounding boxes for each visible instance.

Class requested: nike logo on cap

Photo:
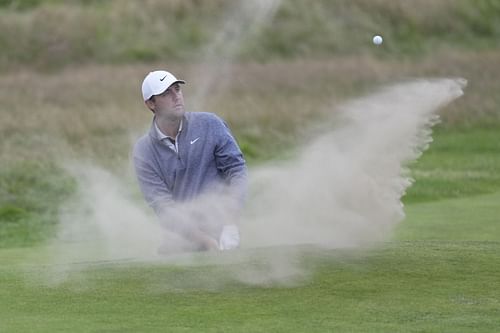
[160,75,168,81]
[190,137,200,145]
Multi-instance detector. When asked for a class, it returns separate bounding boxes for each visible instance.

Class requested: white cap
[141,70,186,101]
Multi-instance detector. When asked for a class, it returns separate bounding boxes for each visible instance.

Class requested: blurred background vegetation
[1,0,500,247]
[0,0,499,70]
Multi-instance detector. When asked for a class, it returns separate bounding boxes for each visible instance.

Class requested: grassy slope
[1,1,500,331]
[1,0,499,71]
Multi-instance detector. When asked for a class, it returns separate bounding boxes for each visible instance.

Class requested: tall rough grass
[1,51,499,167]
[0,0,499,71]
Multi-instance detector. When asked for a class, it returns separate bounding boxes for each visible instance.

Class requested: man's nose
[171,90,181,101]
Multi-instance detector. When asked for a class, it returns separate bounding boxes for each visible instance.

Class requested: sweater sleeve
[134,154,197,234]
[133,153,173,213]
[213,117,248,208]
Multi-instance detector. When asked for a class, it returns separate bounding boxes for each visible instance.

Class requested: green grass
[1,231,499,331]
[0,181,499,332]
[397,191,500,241]
[404,125,500,203]
[0,162,75,248]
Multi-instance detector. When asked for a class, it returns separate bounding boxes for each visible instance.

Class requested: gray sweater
[133,112,248,230]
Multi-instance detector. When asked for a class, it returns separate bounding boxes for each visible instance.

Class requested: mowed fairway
[1,190,499,332]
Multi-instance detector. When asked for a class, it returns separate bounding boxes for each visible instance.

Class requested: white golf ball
[373,35,383,45]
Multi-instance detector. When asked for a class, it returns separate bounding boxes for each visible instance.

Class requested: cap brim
[154,80,186,96]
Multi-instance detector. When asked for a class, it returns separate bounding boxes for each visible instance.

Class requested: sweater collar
[150,115,185,141]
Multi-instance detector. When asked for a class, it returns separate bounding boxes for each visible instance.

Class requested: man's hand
[219,224,240,250]
[199,234,220,251]
[184,228,219,251]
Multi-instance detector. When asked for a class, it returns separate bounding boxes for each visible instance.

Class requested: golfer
[133,70,248,252]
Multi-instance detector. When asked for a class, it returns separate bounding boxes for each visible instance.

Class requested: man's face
[146,83,185,119]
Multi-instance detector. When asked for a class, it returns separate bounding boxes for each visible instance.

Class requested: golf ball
[373,35,383,45]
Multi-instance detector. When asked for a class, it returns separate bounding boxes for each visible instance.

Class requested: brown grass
[1,49,499,166]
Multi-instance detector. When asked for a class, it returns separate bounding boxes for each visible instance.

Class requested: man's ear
[145,99,155,113]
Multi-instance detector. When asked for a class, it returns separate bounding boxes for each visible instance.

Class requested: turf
[398,191,500,241]
[404,126,500,203]
[0,246,498,333]
[1,191,499,332]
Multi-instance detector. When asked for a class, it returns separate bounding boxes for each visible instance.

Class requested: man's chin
[167,109,184,120]
[175,107,185,116]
